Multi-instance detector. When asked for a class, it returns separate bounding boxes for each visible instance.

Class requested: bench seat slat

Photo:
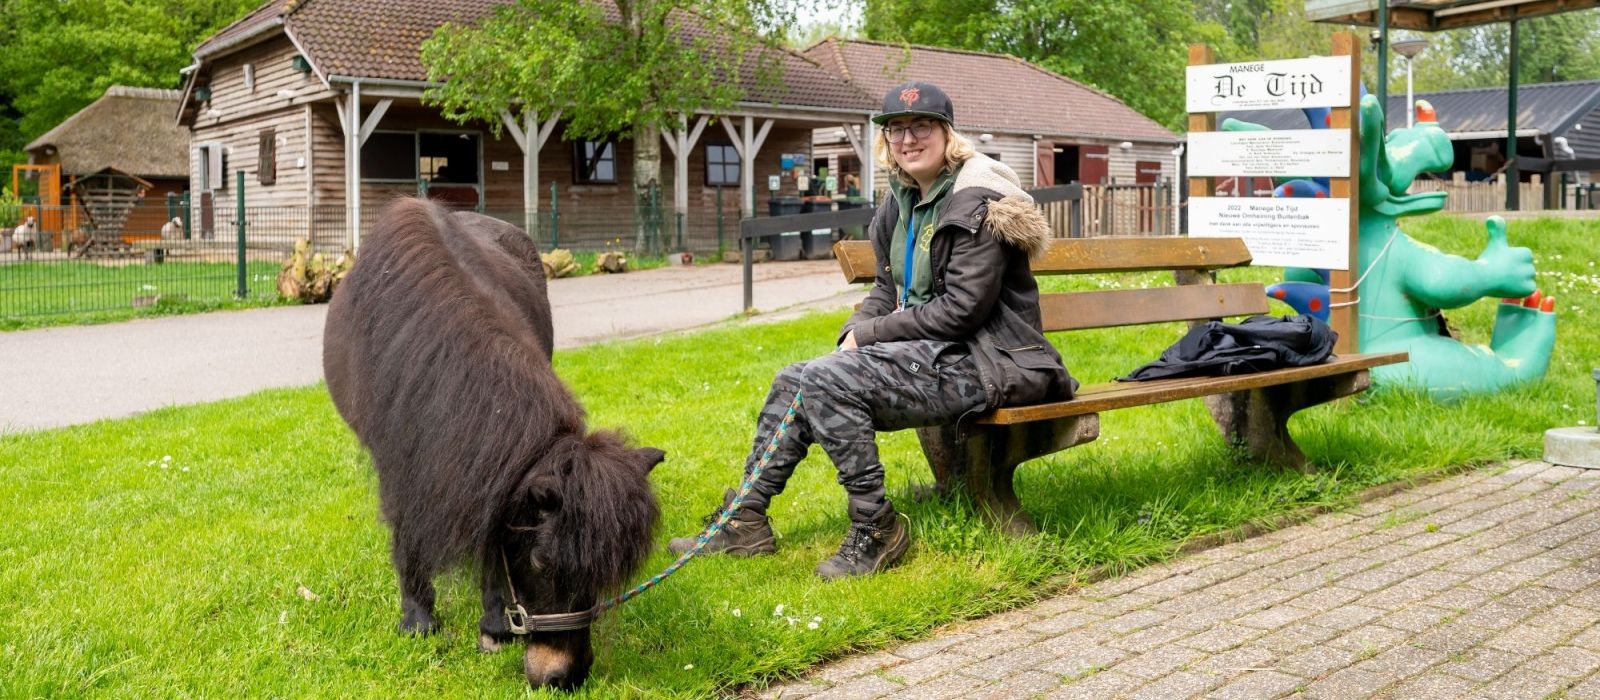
[1040,283,1270,332]
[833,238,1255,284]
[1030,237,1253,275]
[976,352,1408,424]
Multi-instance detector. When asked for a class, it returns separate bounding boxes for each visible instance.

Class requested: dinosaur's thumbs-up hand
[1476,216,1537,298]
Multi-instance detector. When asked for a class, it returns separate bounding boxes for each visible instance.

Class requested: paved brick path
[762,461,1600,699]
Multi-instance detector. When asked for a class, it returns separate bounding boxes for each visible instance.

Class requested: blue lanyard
[900,210,918,311]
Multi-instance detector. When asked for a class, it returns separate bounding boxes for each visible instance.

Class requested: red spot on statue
[1283,184,1295,196]
[1272,288,1287,299]
[1324,114,1332,127]
[1415,100,1437,124]
[1523,290,1543,308]
[1542,296,1556,313]
[1315,191,1327,198]
[1309,298,1324,312]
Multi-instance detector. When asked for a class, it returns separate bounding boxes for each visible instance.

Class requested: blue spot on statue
[1266,281,1331,322]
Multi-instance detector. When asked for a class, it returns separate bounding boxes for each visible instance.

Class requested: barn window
[360,131,418,181]
[705,143,739,186]
[258,129,277,186]
[573,140,616,184]
[419,132,480,185]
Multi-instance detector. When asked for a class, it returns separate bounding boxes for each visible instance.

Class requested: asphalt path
[0,260,862,434]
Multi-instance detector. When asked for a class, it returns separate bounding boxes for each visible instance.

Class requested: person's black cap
[872,81,954,125]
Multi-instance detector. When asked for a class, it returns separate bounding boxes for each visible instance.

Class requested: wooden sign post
[1186,34,1362,355]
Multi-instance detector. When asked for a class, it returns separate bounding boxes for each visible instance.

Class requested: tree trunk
[632,120,662,254]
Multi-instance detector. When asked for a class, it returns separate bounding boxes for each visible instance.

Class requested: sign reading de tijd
[1186,56,1351,113]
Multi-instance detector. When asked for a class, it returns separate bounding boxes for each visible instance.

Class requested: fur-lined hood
[951,153,1050,259]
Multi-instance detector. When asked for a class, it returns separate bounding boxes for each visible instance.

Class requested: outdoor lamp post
[1392,38,1430,127]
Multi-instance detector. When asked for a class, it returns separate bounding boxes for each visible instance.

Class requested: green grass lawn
[1,214,1596,698]
[0,260,287,331]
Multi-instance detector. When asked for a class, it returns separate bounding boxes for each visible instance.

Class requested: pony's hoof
[397,613,439,636]
[478,633,504,653]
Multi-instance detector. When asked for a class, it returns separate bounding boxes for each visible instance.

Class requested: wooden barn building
[802,39,1182,191]
[24,86,190,242]
[177,0,877,250]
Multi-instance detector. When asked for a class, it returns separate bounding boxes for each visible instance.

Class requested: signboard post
[1186,34,1361,354]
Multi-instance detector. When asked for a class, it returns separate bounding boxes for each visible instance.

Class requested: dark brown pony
[323,199,662,690]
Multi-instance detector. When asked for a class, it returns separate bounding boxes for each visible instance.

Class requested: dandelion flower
[731,608,741,618]
[163,455,172,462]
[812,615,822,623]
[773,604,785,616]
[807,621,819,630]
[683,664,694,671]
[786,616,797,626]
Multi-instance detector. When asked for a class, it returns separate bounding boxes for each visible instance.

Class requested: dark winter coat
[839,153,1076,410]
[1120,314,1337,381]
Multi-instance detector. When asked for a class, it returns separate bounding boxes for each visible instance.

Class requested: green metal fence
[1,181,754,323]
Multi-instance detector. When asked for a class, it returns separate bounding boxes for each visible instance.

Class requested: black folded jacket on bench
[1120,314,1338,381]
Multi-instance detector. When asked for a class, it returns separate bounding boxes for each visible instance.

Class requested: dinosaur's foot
[1369,290,1557,399]
[1490,288,1558,380]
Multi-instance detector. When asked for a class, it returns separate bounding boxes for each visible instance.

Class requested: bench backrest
[833,237,1268,332]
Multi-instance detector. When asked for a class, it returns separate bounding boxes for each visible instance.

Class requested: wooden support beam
[1329,32,1361,355]
[357,99,391,148]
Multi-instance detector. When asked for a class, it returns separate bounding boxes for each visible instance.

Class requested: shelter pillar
[659,113,709,246]
[500,108,561,239]
[722,115,774,218]
[335,83,392,251]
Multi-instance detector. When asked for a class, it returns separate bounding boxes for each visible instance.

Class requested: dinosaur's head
[1361,95,1453,218]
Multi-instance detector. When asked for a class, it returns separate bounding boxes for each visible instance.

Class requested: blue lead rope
[597,391,803,611]
[899,210,918,312]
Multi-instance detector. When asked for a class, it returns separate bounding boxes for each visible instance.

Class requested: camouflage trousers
[739,339,987,521]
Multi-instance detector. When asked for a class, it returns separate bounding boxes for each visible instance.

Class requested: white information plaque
[1186,56,1352,112]
[1188,129,1350,178]
[1189,197,1350,270]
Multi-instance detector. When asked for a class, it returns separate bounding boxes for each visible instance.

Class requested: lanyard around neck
[900,208,918,311]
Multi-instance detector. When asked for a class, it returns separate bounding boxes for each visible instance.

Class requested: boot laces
[835,522,879,562]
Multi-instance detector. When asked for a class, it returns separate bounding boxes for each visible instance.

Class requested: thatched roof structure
[26,86,189,179]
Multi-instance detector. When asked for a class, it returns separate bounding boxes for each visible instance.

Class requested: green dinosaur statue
[1318,96,1555,399]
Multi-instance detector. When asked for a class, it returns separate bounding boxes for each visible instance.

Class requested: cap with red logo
[872,81,954,125]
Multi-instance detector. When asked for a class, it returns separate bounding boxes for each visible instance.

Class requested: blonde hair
[873,120,976,188]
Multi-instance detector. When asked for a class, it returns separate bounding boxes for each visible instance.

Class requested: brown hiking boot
[815,501,910,580]
[667,489,776,557]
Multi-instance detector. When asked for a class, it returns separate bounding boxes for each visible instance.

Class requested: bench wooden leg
[1206,370,1371,472]
[915,415,1100,536]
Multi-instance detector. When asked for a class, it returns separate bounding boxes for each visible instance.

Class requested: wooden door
[1035,141,1055,187]
[1079,145,1109,185]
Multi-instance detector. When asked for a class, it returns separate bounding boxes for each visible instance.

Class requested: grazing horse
[323,199,662,690]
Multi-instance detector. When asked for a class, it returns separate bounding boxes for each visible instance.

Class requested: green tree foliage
[420,0,793,251]
[1420,13,1600,91]
[0,0,260,167]
[862,0,1235,131]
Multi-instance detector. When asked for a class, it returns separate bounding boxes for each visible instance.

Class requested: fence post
[677,212,685,252]
[1070,196,1083,238]
[549,182,559,250]
[716,186,725,254]
[235,171,248,299]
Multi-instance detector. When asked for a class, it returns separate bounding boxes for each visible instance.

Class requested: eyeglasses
[885,120,937,144]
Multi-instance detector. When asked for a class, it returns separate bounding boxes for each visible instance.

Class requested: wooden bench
[833,237,1408,536]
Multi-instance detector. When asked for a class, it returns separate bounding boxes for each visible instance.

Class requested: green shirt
[889,171,955,309]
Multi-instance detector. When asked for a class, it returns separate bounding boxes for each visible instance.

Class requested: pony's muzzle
[524,639,591,691]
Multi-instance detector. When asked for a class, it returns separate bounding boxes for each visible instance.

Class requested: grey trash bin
[766,197,803,261]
